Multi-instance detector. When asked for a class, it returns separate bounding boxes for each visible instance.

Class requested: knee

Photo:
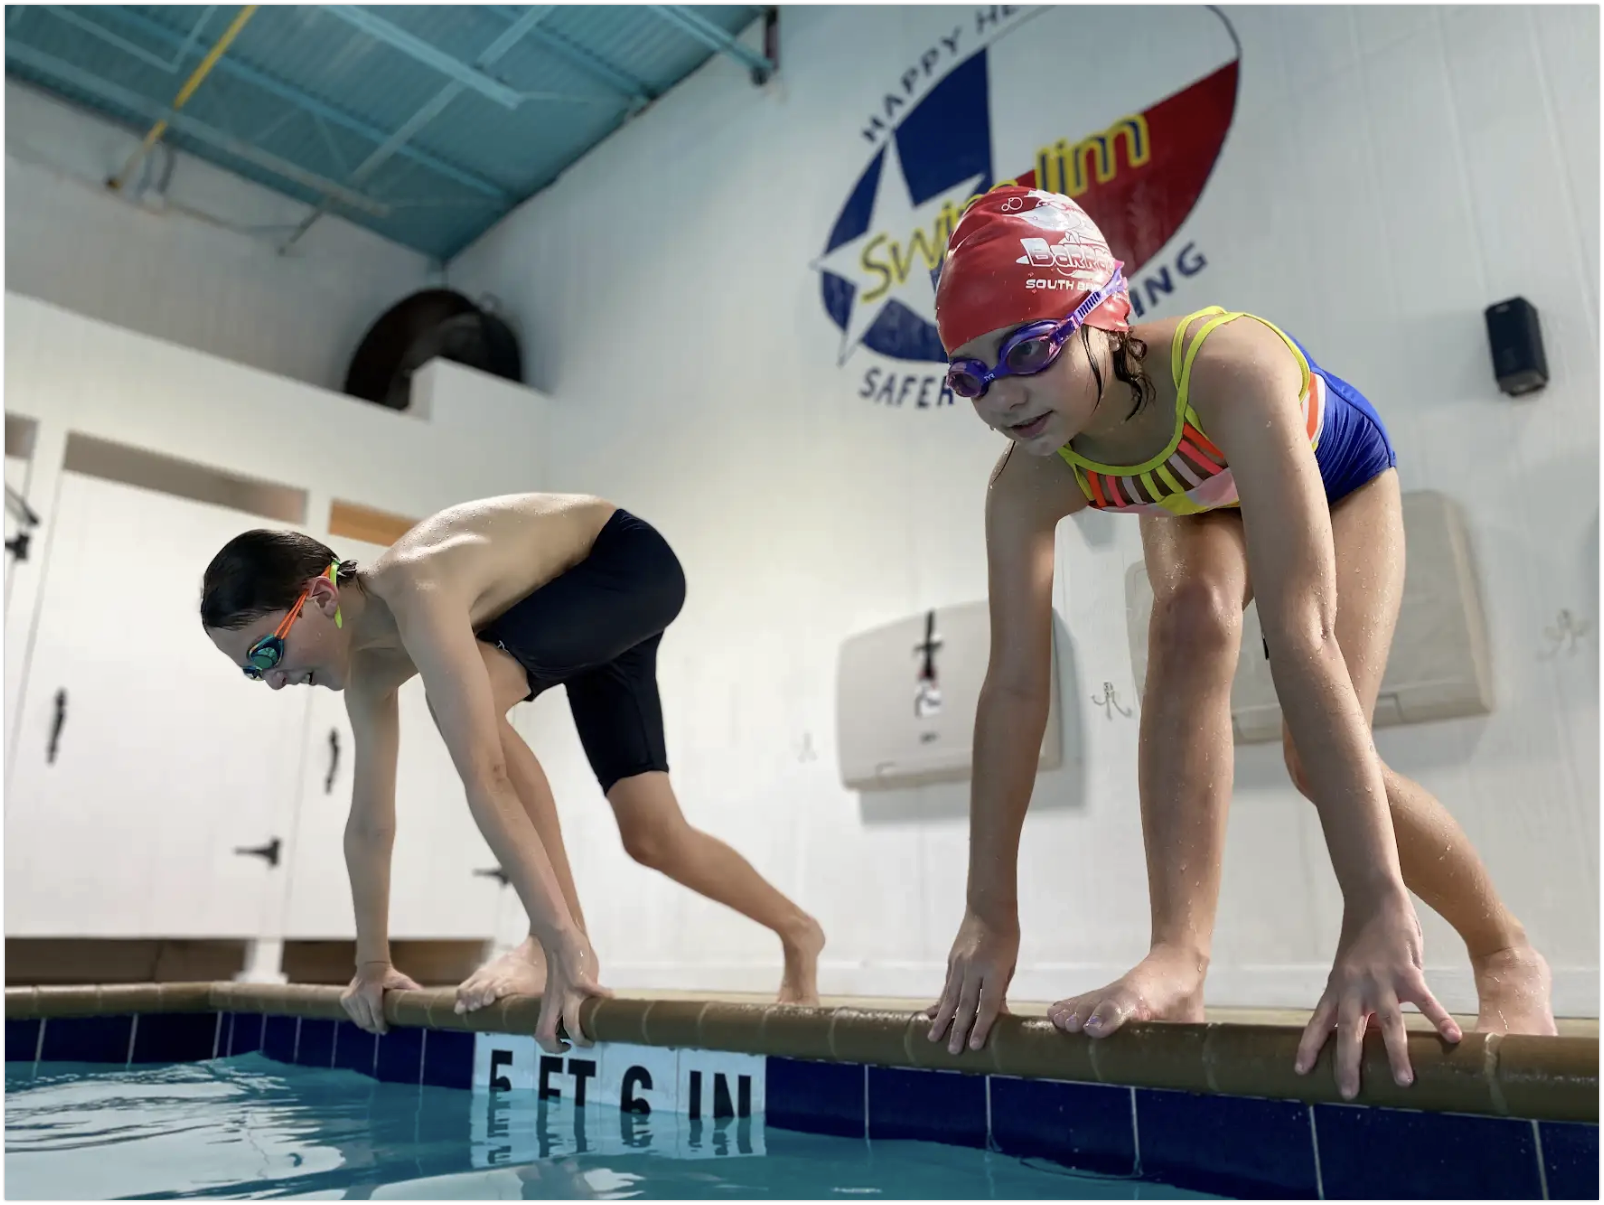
[1149,575,1242,672]
[618,814,683,871]
[1283,729,1394,802]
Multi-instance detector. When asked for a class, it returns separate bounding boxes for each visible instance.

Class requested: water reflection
[6,1056,1210,1200]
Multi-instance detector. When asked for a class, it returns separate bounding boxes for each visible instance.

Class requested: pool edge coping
[5,982,1596,1124]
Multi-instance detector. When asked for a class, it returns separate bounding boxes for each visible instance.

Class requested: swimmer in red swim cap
[925,185,1556,1102]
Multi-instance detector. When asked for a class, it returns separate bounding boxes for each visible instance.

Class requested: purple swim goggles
[945,265,1126,400]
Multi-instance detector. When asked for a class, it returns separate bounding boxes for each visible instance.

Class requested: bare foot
[778,916,825,1005]
[1048,945,1208,1038]
[455,937,548,1014]
[1472,942,1557,1035]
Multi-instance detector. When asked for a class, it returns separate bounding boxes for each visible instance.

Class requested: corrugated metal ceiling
[4,4,771,260]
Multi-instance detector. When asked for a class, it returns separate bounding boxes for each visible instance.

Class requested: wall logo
[812,6,1240,409]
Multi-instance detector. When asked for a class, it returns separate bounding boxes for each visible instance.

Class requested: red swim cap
[935,186,1132,354]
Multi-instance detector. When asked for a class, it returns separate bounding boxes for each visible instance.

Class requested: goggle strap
[247,561,341,673]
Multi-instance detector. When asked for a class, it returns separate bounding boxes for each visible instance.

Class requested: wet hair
[200,530,357,631]
[1081,326,1156,420]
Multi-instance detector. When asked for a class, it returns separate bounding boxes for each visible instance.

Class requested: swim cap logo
[1016,237,1108,284]
[813,6,1241,409]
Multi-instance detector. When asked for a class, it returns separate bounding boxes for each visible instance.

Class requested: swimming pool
[5,1055,1219,1199]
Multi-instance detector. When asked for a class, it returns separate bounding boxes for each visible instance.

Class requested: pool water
[6,1055,1219,1199]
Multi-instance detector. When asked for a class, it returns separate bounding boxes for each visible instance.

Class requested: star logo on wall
[811,138,983,366]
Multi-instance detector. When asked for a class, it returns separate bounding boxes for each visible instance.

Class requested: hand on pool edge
[534,928,613,1055]
[1294,897,1462,1100]
[927,909,1018,1054]
[341,962,423,1035]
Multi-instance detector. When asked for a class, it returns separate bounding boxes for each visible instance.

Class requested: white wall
[5,80,437,392]
[448,5,1599,1015]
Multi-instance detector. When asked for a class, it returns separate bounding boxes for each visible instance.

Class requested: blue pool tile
[262,1015,298,1064]
[130,1013,217,1064]
[765,1058,865,1138]
[990,1076,1136,1176]
[1314,1103,1542,1199]
[1137,1089,1317,1199]
[375,1026,425,1085]
[295,1018,337,1068]
[228,1013,265,1056]
[6,1018,41,1063]
[334,1021,378,1078]
[421,1028,474,1089]
[1539,1121,1599,1200]
[39,1015,133,1065]
[868,1066,987,1149]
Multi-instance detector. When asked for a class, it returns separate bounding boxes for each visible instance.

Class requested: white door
[4,453,32,611]
[4,471,310,938]
[5,452,38,744]
[280,686,358,938]
[278,534,502,943]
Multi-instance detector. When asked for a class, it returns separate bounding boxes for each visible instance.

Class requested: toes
[1048,998,1088,1033]
[1083,1002,1118,1036]
[464,977,515,1012]
[1049,992,1129,1036]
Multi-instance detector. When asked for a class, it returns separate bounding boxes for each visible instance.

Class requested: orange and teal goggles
[242,563,338,680]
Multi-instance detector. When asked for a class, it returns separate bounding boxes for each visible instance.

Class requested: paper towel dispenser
[837,599,1063,789]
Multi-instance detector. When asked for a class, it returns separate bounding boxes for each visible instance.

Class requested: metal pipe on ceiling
[107,4,257,194]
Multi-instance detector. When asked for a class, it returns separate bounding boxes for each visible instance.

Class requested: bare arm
[929,446,1085,1053]
[344,683,401,966]
[388,582,579,945]
[967,445,1086,922]
[1194,326,1456,1098]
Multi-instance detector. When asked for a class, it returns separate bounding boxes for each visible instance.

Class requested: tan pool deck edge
[591,989,1602,1038]
[7,982,1596,1125]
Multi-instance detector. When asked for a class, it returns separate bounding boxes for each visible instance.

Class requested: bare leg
[1281,471,1554,1034]
[608,771,825,1004]
[454,646,590,1013]
[1050,510,1251,1037]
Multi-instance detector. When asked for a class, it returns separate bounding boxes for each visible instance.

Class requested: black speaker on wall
[1483,296,1548,397]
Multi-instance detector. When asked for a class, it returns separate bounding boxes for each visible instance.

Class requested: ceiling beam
[5,40,390,216]
[487,5,652,111]
[278,5,561,252]
[42,4,216,75]
[324,6,523,109]
[648,5,773,84]
[91,5,510,200]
